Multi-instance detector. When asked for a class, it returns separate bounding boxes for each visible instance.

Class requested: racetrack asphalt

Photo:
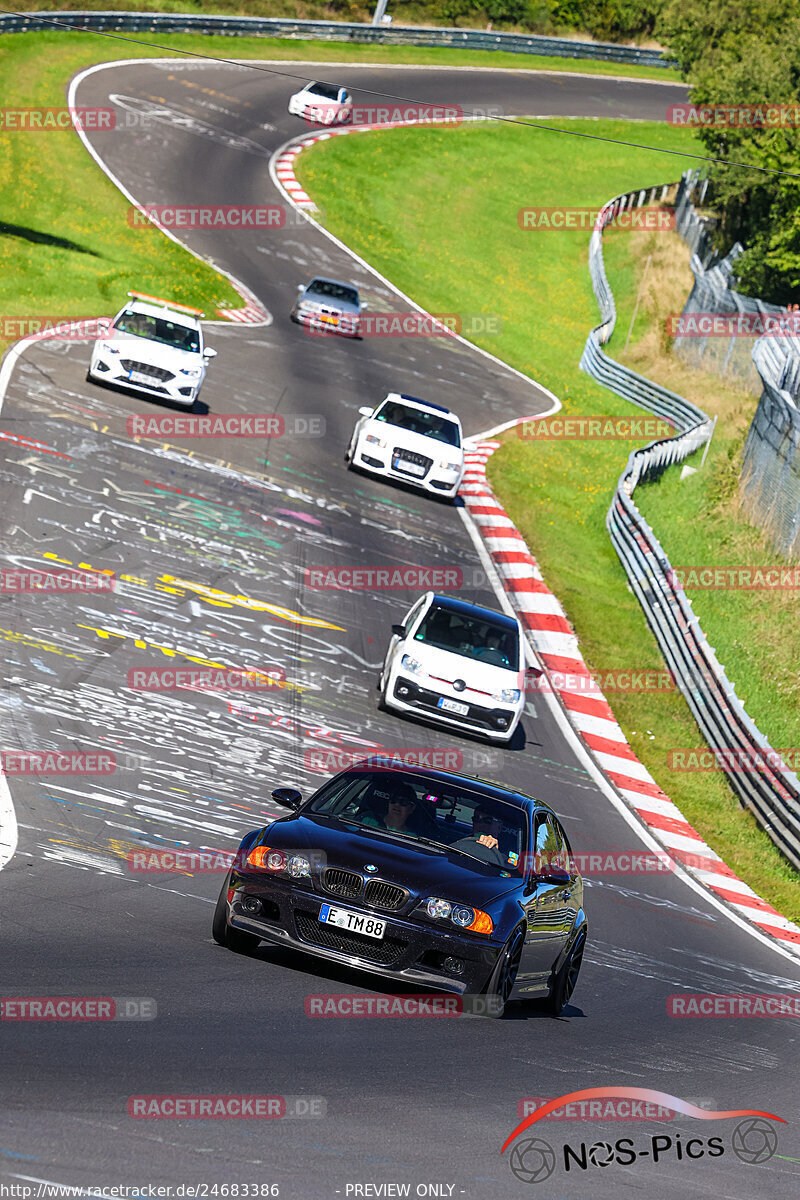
[0,58,798,1198]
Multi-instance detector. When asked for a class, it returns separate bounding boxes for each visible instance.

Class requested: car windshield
[373,401,461,447]
[308,83,343,101]
[413,605,519,669]
[307,280,359,306]
[307,770,527,872]
[114,310,200,352]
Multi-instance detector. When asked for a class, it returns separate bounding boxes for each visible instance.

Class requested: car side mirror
[271,786,302,809]
[538,866,570,885]
[361,301,369,310]
[297,283,305,291]
[203,347,217,359]
[358,406,373,417]
[391,624,405,638]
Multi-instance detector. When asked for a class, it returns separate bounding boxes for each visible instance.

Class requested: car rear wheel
[544,927,586,1015]
[482,925,525,1018]
[212,876,261,955]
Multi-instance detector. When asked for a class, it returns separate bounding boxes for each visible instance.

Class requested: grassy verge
[295,118,800,918]
[0,9,682,82]
[602,225,800,753]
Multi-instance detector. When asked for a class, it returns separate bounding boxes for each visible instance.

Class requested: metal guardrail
[0,11,676,67]
[580,177,800,870]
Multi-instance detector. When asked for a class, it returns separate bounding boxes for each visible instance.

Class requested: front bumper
[292,307,360,338]
[226,872,500,995]
[89,353,200,405]
[354,444,462,498]
[387,675,520,741]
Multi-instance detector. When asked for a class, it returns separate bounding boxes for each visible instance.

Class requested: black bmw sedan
[212,763,587,1017]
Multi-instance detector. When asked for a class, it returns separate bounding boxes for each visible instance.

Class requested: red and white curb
[461,439,800,953]
[216,301,270,324]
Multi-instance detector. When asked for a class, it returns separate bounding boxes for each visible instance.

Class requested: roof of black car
[342,759,549,813]
[429,593,519,630]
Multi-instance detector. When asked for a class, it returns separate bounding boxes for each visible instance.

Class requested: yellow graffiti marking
[42,553,344,631]
[0,627,84,659]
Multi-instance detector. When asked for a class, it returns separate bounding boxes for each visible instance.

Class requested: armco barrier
[580,179,800,869]
[0,11,675,67]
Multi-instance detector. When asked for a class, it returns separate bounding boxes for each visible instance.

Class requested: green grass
[0,10,682,82]
[296,118,800,919]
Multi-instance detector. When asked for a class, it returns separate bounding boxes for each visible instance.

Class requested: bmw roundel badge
[364,864,378,873]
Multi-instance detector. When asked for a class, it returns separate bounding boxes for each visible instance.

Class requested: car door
[515,810,576,990]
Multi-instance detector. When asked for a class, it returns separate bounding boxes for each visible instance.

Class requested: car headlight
[365,434,386,448]
[401,654,423,675]
[179,367,202,378]
[287,854,311,879]
[493,688,521,704]
[423,897,493,934]
[438,459,461,471]
[245,846,285,871]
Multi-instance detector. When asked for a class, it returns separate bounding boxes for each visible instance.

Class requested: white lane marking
[8,1176,121,1199]
[67,61,273,329]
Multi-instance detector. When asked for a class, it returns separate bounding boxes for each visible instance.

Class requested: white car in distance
[288,81,353,125]
[345,393,465,500]
[87,292,216,406]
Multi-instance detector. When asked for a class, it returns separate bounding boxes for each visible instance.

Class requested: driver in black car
[450,806,506,866]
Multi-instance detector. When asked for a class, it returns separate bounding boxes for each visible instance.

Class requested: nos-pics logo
[502,1088,783,1184]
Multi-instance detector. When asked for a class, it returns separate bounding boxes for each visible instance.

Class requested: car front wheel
[481,925,525,1018]
[212,875,262,955]
[544,926,586,1015]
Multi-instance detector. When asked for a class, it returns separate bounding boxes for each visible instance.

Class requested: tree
[657,0,800,302]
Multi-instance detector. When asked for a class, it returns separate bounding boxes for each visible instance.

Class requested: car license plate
[128,370,159,385]
[438,697,469,716]
[319,903,386,939]
[320,314,338,325]
[394,459,426,477]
